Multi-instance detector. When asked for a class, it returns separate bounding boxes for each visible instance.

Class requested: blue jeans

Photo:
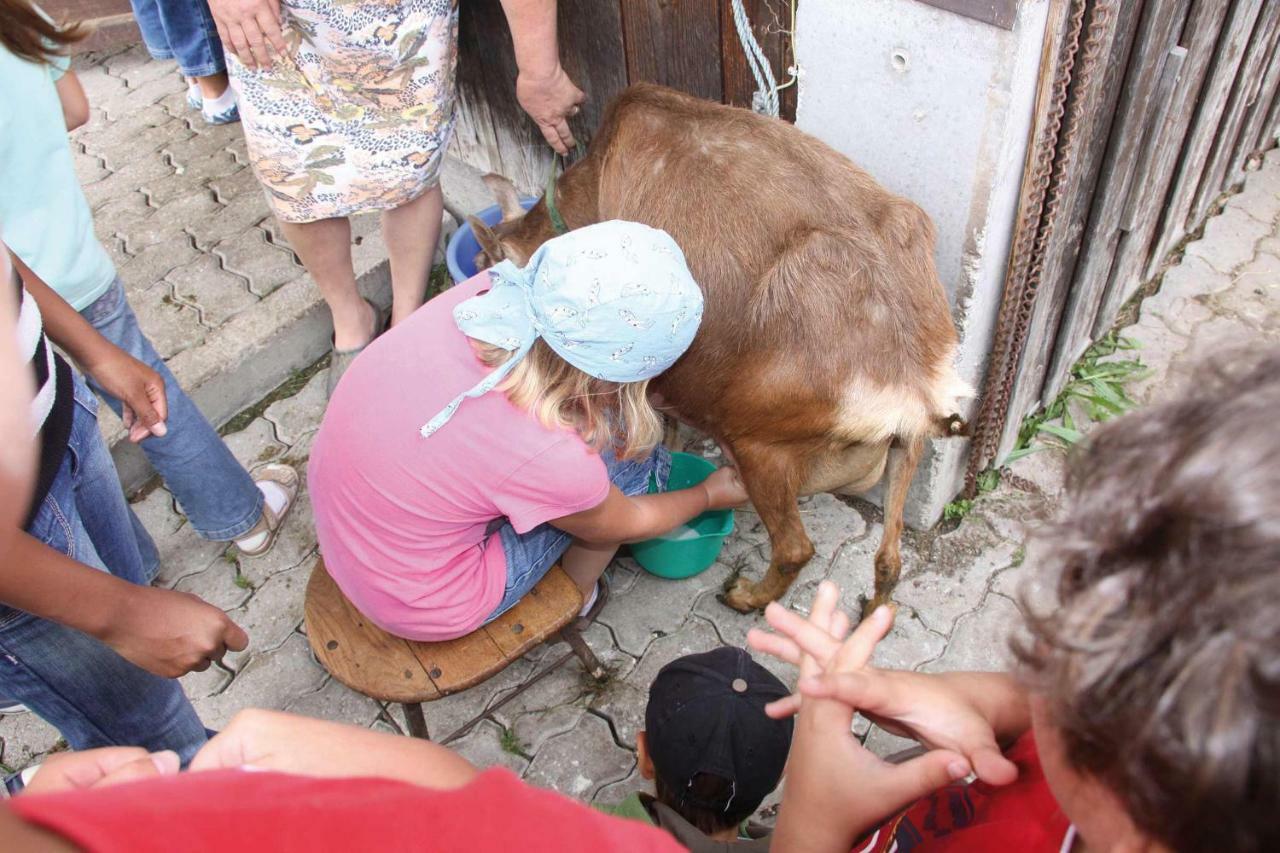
[82,278,262,541]
[130,0,226,78]
[485,445,671,621]
[0,376,208,763]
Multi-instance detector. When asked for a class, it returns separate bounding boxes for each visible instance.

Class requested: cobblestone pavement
[2,46,1277,820]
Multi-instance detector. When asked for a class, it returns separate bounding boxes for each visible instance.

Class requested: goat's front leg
[721,442,814,613]
[865,435,925,617]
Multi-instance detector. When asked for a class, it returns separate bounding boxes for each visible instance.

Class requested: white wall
[795,0,1049,526]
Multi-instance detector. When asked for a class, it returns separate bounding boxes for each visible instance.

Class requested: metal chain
[964,0,1115,497]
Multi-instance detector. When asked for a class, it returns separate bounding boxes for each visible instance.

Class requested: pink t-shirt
[309,274,610,641]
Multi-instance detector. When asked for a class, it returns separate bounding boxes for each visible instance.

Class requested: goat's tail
[927,359,974,440]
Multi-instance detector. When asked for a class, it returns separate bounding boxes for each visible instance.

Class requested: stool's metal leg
[403,702,430,740]
[562,626,606,681]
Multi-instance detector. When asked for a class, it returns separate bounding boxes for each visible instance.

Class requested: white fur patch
[834,349,973,442]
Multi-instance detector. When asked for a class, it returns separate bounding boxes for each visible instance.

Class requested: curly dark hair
[1015,350,1280,852]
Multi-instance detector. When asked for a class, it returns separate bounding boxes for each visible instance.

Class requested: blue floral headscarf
[421,220,704,438]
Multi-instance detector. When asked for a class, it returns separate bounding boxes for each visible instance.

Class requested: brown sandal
[234,463,301,557]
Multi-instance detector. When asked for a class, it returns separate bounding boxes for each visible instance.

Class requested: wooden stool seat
[305,558,600,739]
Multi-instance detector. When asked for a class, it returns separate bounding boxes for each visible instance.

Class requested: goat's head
[468,173,560,272]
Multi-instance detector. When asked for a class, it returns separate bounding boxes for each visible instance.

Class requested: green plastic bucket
[629,452,735,580]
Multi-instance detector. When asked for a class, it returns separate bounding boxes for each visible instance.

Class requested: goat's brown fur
[471,84,970,614]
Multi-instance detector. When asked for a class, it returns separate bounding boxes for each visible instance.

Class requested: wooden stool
[304,558,604,740]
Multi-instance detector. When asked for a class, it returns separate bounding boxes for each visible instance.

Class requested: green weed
[499,726,530,759]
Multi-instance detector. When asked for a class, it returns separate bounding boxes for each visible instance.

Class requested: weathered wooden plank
[719,0,797,120]
[452,0,628,195]
[1043,0,1192,402]
[995,0,1129,460]
[622,0,724,102]
[1024,0,1145,407]
[1227,21,1280,175]
[1145,0,1264,279]
[1190,0,1280,223]
[485,565,581,658]
[1091,0,1230,338]
[914,0,1018,30]
[974,0,1074,470]
[304,560,440,704]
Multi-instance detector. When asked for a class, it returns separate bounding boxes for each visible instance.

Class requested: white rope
[731,0,779,117]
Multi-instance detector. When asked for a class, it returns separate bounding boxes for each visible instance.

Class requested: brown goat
[469,84,970,615]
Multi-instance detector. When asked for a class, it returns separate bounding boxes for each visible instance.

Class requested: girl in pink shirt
[309,221,746,641]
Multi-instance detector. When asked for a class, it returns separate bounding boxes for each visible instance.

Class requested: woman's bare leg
[382,185,444,326]
[280,217,375,350]
[561,540,620,600]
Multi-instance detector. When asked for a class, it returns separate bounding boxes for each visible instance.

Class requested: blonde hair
[473,338,663,460]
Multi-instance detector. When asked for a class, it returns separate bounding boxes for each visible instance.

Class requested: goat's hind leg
[721,443,815,613]
[865,434,925,617]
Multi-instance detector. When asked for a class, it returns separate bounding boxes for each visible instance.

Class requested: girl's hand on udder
[702,466,750,510]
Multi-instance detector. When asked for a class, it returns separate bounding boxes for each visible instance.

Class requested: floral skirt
[229,0,457,223]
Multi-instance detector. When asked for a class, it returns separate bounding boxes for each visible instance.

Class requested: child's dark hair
[0,0,85,65]
[653,772,756,836]
[1016,349,1280,852]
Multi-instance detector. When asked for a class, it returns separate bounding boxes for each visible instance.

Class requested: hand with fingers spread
[748,590,1028,787]
[207,0,289,70]
[516,64,586,155]
[21,747,181,795]
[770,581,972,853]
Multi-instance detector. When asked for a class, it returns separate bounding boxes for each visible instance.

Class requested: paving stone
[128,485,183,541]
[223,561,308,670]
[591,619,722,748]
[523,712,635,801]
[871,606,948,673]
[180,661,233,700]
[168,254,259,328]
[163,123,244,167]
[0,712,62,772]
[890,523,1019,638]
[174,556,254,611]
[193,635,327,729]
[209,166,265,202]
[920,592,1023,674]
[192,193,271,250]
[491,656,596,755]
[116,52,176,88]
[106,75,192,120]
[93,191,155,235]
[117,192,218,252]
[152,518,230,588]
[226,133,250,166]
[82,154,174,212]
[591,766,648,807]
[103,236,131,273]
[1156,255,1232,301]
[114,238,201,290]
[143,166,227,206]
[1227,177,1280,226]
[222,417,288,470]
[1184,207,1271,274]
[214,231,304,298]
[129,283,207,358]
[73,148,110,185]
[72,62,128,103]
[1180,314,1268,373]
[283,677,382,727]
[598,560,731,657]
[78,104,175,167]
[450,718,532,774]
[263,371,328,445]
[1141,291,1214,336]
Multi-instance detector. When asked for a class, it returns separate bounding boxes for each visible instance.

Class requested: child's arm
[11,253,168,443]
[1,530,249,678]
[54,70,90,131]
[551,466,747,544]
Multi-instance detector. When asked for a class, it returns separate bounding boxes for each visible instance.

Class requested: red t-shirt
[8,768,684,853]
[855,733,1071,852]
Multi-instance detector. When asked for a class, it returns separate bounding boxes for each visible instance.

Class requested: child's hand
[702,466,749,510]
[84,348,168,443]
[22,747,180,795]
[772,582,971,853]
[749,588,1019,786]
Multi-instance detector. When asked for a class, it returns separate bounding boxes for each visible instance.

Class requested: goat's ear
[482,173,525,222]
[468,216,504,267]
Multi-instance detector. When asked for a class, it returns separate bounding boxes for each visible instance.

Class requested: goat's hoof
[722,577,766,613]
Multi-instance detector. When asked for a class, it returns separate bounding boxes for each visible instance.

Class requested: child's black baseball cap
[644,647,794,815]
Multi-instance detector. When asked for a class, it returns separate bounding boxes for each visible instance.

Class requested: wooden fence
[453,0,796,193]
[969,0,1280,483]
